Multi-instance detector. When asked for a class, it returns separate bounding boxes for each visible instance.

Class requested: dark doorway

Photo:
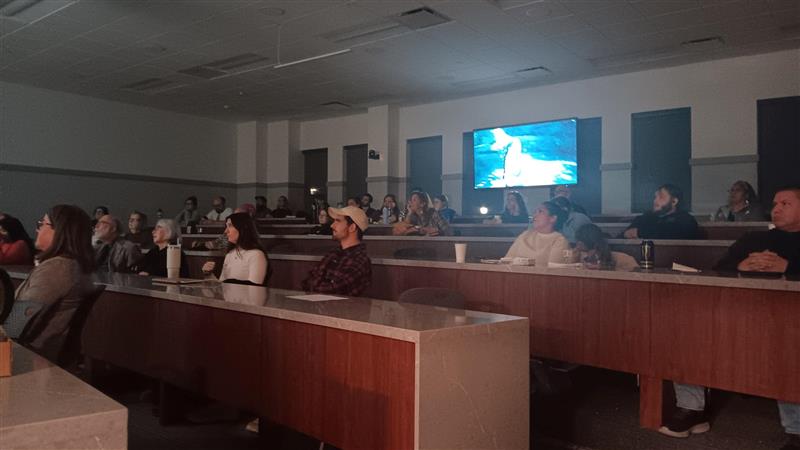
[570,117,602,215]
[303,148,327,215]
[462,132,504,215]
[407,136,442,197]
[758,96,800,206]
[631,107,692,212]
[344,144,368,201]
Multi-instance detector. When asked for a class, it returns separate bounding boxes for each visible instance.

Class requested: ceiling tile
[630,0,701,18]
[529,14,591,36]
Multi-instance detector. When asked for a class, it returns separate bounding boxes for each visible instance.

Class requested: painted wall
[295,49,800,214]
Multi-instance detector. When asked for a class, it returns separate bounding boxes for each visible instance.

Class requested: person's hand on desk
[420,226,439,236]
[201,261,216,274]
[392,222,414,235]
[623,228,639,239]
[737,251,788,273]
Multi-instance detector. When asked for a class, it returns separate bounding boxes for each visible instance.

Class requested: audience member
[433,194,457,222]
[552,196,592,244]
[309,206,333,235]
[271,196,292,218]
[504,201,570,266]
[659,186,800,446]
[254,196,271,219]
[575,223,638,270]
[91,206,109,227]
[713,180,766,222]
[492,191,530,224]
[175,196,201,227]
[0,216,35,265]
[550,184,587,214]
[203,196,233,222]
[346,197,360,208]
[359,193,381,223]
[13,205,95,362]
[202,213,268,286]
[236,203,256,217]
[125,211,153,250]
[393,191,451,236]
[136,219,188,277]
[622,184,700,239]
[381,194,401,224]
[94,215,142,273]
[302,206,371,296]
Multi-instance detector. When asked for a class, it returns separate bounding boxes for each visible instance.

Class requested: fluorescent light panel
[273,49,351,69]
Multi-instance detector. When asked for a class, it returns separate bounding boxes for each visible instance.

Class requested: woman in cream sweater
[504,201,570,267]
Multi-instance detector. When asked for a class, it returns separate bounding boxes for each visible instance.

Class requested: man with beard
[622,184,700,239]
[94,214,142,273]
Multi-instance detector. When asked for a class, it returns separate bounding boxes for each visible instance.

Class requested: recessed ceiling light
[260,7,285,16]
[223,104,231,109]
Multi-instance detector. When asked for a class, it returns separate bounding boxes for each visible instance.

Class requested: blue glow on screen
[473,118,578,189]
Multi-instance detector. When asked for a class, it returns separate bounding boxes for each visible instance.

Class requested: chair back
[398,287,466,309]
[3,300,45,339]
[0,269,15,324]
[59,285,105,367]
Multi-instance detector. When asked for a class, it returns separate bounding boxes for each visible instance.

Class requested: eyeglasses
[36,220,53,230]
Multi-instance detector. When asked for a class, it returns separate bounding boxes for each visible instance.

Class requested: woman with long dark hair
[13,205,95,362]
[392,191,452,236]
[574,223,638,270]
[0,216,35,265]
[504,201,570,266]
[201,213,268,285]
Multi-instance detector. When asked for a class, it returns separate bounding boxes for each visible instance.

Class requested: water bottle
[640,240,655,270]
[382,207,390,224]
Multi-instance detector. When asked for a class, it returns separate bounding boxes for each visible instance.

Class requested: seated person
[392,191,452,236]
[550,184,587,214]
[504,201,571,267]
[0,216,35,265]
[622,184,700,239]
[203,196,233,223]
[271,196,292,218]
[359,193,381,223]
[487,191,530,224]
[202,213,268,286]
[254,196,271,219]
[136,219,188,277]
[433,194,457,223]
[13,205,95,362]
[380,194,401,224]
[713,180,767,221]
[236,203,256,217]
[309,206,333,235]
[346,197,360,207]
[302,206,371,296]
[574,223,638,270]
[659,186,800,448]
[551,196,592,244]
[125,210,153,250]
[90,206,108,228]
[175,196,201,227]
[94,215,142,273]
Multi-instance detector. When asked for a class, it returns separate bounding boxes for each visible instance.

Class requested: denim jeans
[674,382,800,435]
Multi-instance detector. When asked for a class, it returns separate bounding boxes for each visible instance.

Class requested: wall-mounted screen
[473,118,578,189]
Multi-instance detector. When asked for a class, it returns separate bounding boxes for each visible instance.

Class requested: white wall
[0,80,237,182]
[295,49,800,214]
[299,113,368,182]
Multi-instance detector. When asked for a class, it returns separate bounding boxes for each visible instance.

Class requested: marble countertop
[0,343,126,448]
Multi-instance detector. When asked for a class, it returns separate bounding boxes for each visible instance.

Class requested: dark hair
[731,180,758,203]
[383,194,400,218]
[38,205,95,273]
[433,194,449,206]
[657,184,684,210]
[550,196,573,213]
[255,195,266,203]
[540,201,567,231]
[0,216,35,255]
[277,196,289,207]
[129,210,147,225]
[505,191,529,218]
[345,216,364,240]
[94,206,109,215]
[347,196,360,205]
[185,196,198,206]
[575,223,614,268]
[361,193,373,203]
[225,213,264,254]
[215,196,226,205]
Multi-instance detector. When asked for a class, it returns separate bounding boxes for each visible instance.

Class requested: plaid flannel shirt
[302,243,372,296]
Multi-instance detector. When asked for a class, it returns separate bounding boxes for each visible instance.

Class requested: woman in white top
[202,213,268,286]
[504,201,570,266]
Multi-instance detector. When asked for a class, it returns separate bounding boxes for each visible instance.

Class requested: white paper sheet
[286,294,348,302]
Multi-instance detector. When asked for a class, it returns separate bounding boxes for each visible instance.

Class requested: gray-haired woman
[137,219,188,277]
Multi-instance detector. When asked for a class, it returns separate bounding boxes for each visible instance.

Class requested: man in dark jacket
[623,184,700,239]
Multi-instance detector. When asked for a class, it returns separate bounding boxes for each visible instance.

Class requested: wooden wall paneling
[455,268,506,314]
[578,278,651,374]
[527,275,582,362]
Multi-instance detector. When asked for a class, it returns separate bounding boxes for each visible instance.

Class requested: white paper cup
[167,268,179,279]
[455,243,467,263]
[166,244,181,278]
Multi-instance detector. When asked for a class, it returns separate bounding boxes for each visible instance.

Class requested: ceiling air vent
[395,7,451,30]
[320,17,405,44]
[515,66,551,78]
[121,78,184,94]
[680,36,724,50]
[320,101,352,111]
[0,0,70,22]
[179,53,270,80]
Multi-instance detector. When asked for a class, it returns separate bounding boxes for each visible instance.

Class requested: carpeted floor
[103,366,790,450]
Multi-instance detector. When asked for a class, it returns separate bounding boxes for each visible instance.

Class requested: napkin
[672,262,701,273]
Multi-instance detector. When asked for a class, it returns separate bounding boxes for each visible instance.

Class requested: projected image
[473,118,578,189]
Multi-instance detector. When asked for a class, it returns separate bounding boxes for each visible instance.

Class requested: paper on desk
[287,294,347,302]
[672,262,701,273]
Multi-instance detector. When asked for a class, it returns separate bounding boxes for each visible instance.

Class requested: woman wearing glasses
[713,180,767,222]
[12,205,95,362]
